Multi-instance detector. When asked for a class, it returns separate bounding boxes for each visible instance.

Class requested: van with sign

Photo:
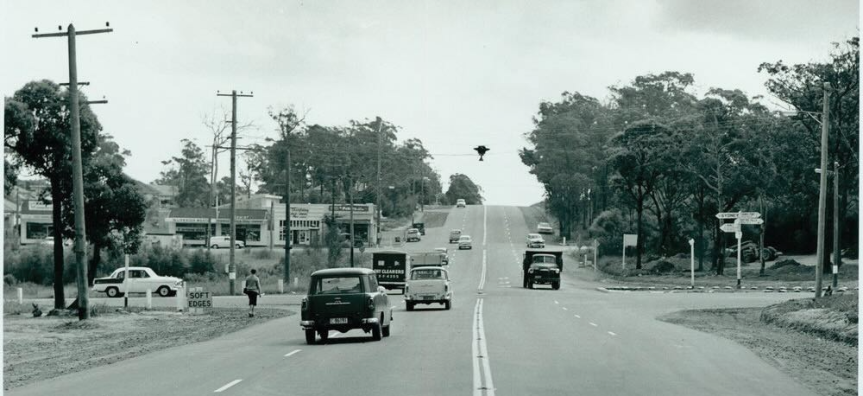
[372,250,411,292]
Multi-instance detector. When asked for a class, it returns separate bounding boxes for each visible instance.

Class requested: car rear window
[312,276,363,294]
[411,269,443,280]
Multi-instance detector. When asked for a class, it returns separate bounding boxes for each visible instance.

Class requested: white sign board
[623,234,638,247]
[187,288,213,313]
[716,212,761,219]
[720,223,740,233]
[737,218,764,225]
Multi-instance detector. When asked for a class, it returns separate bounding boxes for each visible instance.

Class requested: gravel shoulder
[660,307,858,396]
[3,307,293,391]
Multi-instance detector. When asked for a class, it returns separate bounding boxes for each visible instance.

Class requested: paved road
[8,205,817,396]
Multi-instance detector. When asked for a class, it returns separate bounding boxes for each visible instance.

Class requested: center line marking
[554,301,559,304]
[284,349,301,357]
[574,315,581,318]
[214,379,242,393]
[562,307,568,311]
[589,322,598,327]
[608,332,616,336]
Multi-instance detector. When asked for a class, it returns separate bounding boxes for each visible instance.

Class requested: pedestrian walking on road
[244,269,262,317]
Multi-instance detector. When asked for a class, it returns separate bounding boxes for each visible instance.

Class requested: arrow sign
[715,212,761,219]
[737,218,764,225]
[720,223,740,233]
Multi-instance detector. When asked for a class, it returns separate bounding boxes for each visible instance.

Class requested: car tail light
[367,297,375,311]
[301,298,308,311]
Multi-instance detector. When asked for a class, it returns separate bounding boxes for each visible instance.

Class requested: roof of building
[168,207,267,220]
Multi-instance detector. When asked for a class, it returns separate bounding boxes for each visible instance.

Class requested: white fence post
[17,288,23,304]
[278,279,284,294]
[294,277,299,288]
[145,289,152,310]
[241,280,246,293]
[176,285,185,313]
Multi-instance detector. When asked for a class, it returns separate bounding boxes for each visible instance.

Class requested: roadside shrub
[252,248,276,260]
[589,209,624,253]
[4,274,16,286]
[5,246,54,285]
[188,249,215,274]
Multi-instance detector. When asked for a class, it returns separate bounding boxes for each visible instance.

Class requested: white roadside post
[736,223,742,289]
[294,277,299,288]
[689,238,695,288]
[278,279,284,294]
[17,288,23,304]
[145,289,152,310]
[593,240,598,272]
[176,283,184,312]
[123,254,130,309]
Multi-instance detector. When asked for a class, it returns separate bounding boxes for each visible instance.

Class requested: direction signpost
[715,212,762,289]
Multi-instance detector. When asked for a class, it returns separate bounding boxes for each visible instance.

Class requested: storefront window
[175,223,216,241]
[25,222,52,239]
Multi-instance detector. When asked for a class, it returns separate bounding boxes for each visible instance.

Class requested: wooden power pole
[814,83,831,298]
[217,90,253,295]
[33,23,112,319]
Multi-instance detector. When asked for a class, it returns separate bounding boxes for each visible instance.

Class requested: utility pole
[285,147,291,283]
[375,117,383,247]
[33,22,112,320]
[814,83,831,298]
[217,90,253,295]
[832,161,840,288]
[349,178,355,268]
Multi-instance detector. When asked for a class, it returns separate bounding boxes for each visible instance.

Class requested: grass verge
[760,295,858,346]
[660,307,857,396]
[3,307,293,391]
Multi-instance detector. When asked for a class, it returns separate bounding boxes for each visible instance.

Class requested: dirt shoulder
[660,307,858,396]
[3,306,293,391]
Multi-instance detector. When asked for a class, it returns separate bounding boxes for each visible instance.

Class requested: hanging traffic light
[474,145,489,161]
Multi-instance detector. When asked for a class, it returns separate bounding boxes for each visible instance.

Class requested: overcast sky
[2,1,859,206]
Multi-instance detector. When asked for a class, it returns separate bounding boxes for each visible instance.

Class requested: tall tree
[157,139,211,207]
[4,80,101,309]
[444,174,483,205]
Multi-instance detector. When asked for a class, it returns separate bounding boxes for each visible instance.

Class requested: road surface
[8,205,817,396]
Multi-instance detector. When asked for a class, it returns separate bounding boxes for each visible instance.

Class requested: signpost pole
[621,243,626,271]
[123,254,129,309]
[593,240,598,272]
[689,239,695,288]
[736,220,742,289]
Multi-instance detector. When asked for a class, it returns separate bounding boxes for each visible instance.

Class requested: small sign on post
[278,279,284,294]
[187,287,212,314]
[688,238,695,288]
[622,234,637,270]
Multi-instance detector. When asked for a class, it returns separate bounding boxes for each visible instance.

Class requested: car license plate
[329,318,348,324]
[535,275,542,279]
[422,295,433,300]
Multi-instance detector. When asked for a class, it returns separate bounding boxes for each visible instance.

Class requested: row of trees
[5,80,149,308]
[158,108,484,217]
[521,38,859,273]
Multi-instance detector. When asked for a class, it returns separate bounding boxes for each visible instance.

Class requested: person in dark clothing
[244,269,262,317]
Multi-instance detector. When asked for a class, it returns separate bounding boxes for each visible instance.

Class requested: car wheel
[372,321,382,341]
[157,286,171,297]
[319,330,329,343]
[236,244,242,249]
[444,300,451,310]
[305,329,316,345]
[211,245,219,249]
[382,324,390,337]
[406,302,414,311]
[106,287,120,298]
[552,282,560,290]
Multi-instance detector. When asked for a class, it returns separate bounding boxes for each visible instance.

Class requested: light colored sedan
[537,222,554,234]
[526,233,545,248]
[458,235,472,250]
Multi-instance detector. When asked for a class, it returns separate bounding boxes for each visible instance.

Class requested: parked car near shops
[209,236,245,249]
[92,267,184,297]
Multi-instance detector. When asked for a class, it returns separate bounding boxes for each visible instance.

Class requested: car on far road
[435,247,449,265]
[537,222,554,234]
[456,199,466,208]
[301,268,392,344]
[405,267,452,311]
[458,235,472,250]
[406,228,422,242]
[449,229,462,243]
[209,236,245,249]
[526,233,545,248]
[92,267,183,298]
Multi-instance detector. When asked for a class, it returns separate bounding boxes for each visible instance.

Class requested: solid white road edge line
[214,379,242,393]
[472,299,482,396]
[284,349,301,357]
[483,205,487,245]
[478,299,495,395]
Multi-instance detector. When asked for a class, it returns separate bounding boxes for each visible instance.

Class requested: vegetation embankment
[661,295,858,396]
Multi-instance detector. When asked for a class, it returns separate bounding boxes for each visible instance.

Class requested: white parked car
[209,236,245,249]
[537,222,554,234]
[92,267,184,298]
[458,235,472,250]
[456,199,466,208]
[404,267,452,310]
[526,233,545,248]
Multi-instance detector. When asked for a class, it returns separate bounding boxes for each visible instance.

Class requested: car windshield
[460,236,471,241]
[411,269,443,280]
[533,255,557,264]
[312,276,363,294]
[529,234,541,239]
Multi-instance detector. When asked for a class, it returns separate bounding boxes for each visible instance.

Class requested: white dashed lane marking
[554,301,559,305]
[589,323,598,327]
[608,332,616,336]
[574,315,580,318]
[284,349,301,357]
[214,380,242,393]
[562,307,568,311]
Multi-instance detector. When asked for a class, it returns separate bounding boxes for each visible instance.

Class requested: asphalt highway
[8,205,818,396]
